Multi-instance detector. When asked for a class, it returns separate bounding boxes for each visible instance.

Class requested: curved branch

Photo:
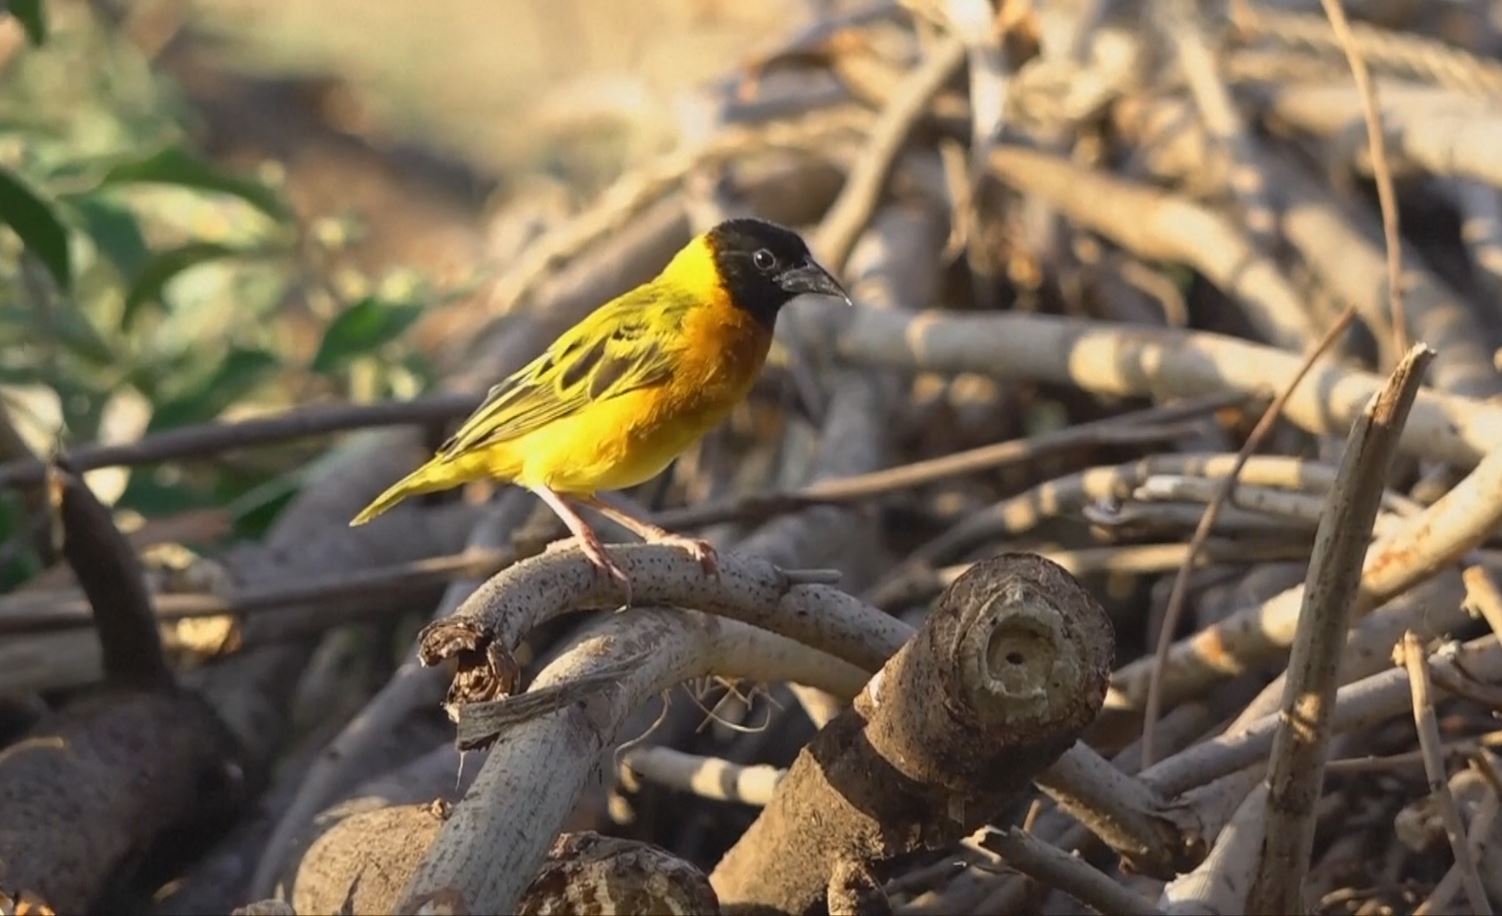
[394,607,865,914]
[417,545,912,710]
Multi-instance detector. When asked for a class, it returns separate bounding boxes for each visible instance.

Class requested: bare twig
[666,392,1243,529]
[1234,5,1502,95]
[487,107,871,317]
[1160,784,1269,915]
[0,393,483,490]
[1169,0,1277,248]
[1318,0,1407,354]
[980,827,1163,916]
[1140,308,1356,765]
[1247,344,1432,912]
[620,746,783,806]
[1140,636,1502,798]
[813,35,965,271]
[1418,778,1500,915]
[1402,631,1493,916]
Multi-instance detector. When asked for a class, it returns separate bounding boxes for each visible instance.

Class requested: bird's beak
[778,260,852,306]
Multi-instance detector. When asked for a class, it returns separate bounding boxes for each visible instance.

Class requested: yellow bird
[351,218,849,588]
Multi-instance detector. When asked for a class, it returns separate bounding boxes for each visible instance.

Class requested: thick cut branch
[709,554,1114,914]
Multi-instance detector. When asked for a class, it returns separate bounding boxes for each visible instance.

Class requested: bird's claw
[652,534,718,575]
[556,533,634,607]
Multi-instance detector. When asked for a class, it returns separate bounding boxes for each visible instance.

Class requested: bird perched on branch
[351,218,849,592]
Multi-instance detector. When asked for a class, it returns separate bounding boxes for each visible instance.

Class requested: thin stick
[1401,631,1493,916]
[1247,343,1432,913]
[1319,0,1408,356]
[619,746,784,806]
[0,392,484,489]
[980,827,1164,916]
[1140,308,1356,765]
[0,547,517,635]
[813,34,966,270]
[665,392,1243,529]
[0,397,1233,637]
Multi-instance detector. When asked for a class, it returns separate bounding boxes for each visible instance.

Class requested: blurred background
[0,0,813,582]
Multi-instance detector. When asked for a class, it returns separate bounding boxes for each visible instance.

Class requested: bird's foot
[650,533,718,575]
[558,533,633,607]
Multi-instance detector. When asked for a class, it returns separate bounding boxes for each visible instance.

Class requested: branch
[417,545,912,711]
[1402,632,1493,915]
[53,466,173,689]
[394,607,865,914]
[980,827,1162,916]
[1113,401,1502,712]
[518,832,718,916]
[986,144,1316,349]
[247,498,532,900]
[1159,784,1269,916]
[1248,344,1432,912]
[620,746,783,806]
[1318,0,1408,354]
[1141,308,1356,765]
[0,393,482,490]
[709,555,1114,913]
[812,303,1502,466]
[1139,636,1502,798]
[812,35,965,271]
[1261,81,1502,190]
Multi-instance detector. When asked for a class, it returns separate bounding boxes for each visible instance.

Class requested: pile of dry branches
[6,0,1502,913]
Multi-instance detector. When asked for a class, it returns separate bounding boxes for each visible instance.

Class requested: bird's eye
[752,248,777,272]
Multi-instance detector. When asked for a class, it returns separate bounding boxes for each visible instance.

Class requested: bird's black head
[706,218,850,327]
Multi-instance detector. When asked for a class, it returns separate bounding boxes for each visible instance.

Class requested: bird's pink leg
[531,485,632,604]
[578,494,718,574]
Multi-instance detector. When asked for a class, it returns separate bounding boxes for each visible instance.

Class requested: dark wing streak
[437,290,693,458]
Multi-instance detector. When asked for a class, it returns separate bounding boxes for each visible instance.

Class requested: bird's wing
[438,285,692,457]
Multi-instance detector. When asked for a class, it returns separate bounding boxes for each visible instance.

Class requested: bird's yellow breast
[507,289,772,494]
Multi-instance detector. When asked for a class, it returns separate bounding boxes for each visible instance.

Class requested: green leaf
[312,297,423,373]
[50,307,115,365]
[7,0,46,45]
[93,148,290,221]
[148,346,279,431]
[67,196,149,278]
[122,241,242,327]
[0,165,70,291]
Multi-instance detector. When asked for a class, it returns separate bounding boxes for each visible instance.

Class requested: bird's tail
[349,457,461,526]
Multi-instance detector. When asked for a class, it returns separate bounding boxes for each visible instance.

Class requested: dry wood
[1248,345,1432,913]
[1140,308,1356,766]
[1318,0,1409,355]
[816,303,1502,465]
[709,554,1113,913]
[395,608,864,913]
[979,827,1162,916]
[1401,631,1493,915]
[0,472,244,912]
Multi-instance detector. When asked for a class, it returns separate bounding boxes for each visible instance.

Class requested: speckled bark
[709,554,1114,915]
[518,832,718,915]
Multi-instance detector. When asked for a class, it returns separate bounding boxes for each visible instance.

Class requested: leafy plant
[0,4,436,572]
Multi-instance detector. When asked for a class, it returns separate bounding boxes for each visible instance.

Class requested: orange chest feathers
[661,291,774,417]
